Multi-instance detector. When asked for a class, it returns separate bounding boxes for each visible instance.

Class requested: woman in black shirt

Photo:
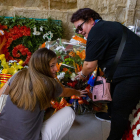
[71,8,140,140]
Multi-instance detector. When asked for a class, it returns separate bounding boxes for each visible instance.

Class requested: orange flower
[80,65,83,71]
[62,68,68,72]
[76,50,86,60]
[76,63,80,72]
[69,51,75,57]
[40,42,46,48]
[80,50,86,60]
[76,51,80,56]
[73,35,87,44]
[75,64,82,73]
[56,63,62,72]
[69,71,72,74]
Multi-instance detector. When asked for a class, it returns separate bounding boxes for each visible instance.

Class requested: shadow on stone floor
[62,112,110,140]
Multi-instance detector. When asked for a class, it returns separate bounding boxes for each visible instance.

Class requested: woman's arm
[76,60,98,80]
[0,82,9,97]
[59,87,80,97]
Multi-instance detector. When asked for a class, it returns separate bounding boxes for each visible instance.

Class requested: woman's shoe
[95,112,111,123]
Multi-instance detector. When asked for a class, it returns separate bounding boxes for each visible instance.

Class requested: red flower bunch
[122,106,140,140]
[67,81,78,88]
[12,44,32,66]
[0,24,7,30]
[2,25,31,65]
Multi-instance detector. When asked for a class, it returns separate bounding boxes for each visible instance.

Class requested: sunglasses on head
[75,20,86,34]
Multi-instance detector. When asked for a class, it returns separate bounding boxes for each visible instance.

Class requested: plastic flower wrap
[55,48,85,86]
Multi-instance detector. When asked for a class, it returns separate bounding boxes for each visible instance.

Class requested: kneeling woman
[0,48,76,140]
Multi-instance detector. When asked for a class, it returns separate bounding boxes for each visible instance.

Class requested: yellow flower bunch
[0,54,23,75]
[0,54,24,88]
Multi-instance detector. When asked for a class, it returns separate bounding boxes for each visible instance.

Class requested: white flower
[70,73,76,81]
[9,60,17,63]
[40,26,43,31]
[48,31,53,39]
[129,114,134,122]
[43,31,53,41]
[133,124,140,140]
[131,112,140,128]
[127,102,140,140]
[70,38,80,45]
[0,69,2,73]
[24,65,29,68]
[43,33,48,39]
[57,72,65,80]
[33,26,41,36]
[132,109,137,116]
[55,46,65,53]
[33,31,41,35]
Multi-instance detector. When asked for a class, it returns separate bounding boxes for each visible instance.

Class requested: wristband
[81,71,87,78]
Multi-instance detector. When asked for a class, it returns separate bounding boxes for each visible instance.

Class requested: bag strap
[106,25,127,83]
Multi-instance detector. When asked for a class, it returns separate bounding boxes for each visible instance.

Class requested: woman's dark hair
[71,8,102,23]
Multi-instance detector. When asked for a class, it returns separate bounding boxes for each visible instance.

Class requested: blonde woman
[0,48,76,140]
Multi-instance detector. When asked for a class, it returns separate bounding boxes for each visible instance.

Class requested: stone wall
[0,0,140,39]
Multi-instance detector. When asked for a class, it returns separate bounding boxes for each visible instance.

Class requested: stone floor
[62,112,110,140]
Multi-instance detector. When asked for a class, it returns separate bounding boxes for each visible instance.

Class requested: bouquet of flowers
[48,38,106,114]
[0,54,25,88]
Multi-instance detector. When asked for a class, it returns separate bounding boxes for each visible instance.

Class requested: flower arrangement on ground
[48,39,106,114]
[0,16,63,65]
[122,101,140,140]
[0,54,25,88]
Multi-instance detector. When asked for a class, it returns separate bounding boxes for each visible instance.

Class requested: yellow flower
[17,65,23,70]
[13,69,18,75]
[0,54,5,60]
[18,60,24,65]
[2,69,8,74]
[8,67,15,75]
[1,59,9,69]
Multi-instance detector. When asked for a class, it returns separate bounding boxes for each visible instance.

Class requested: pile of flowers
[49,38,106,114]
[0,54,25,88]
[56,49,85,85]
[0,16,63,66]
[122,101,140,140]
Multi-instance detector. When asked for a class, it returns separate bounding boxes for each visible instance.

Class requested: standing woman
[71,8,140,140]
[0,48,75,140]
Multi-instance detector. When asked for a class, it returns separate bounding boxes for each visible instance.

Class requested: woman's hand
[79,89,88,97]
[75,71,86,80]
[75,60,98,80]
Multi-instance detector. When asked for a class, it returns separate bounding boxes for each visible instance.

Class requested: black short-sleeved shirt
[0,73,62,140]
[85,20,140,82]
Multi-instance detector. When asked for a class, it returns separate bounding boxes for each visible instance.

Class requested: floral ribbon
[0,74,12,83]
[50,97,72,113]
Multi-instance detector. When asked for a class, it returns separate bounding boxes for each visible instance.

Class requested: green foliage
[0,16,63,54]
